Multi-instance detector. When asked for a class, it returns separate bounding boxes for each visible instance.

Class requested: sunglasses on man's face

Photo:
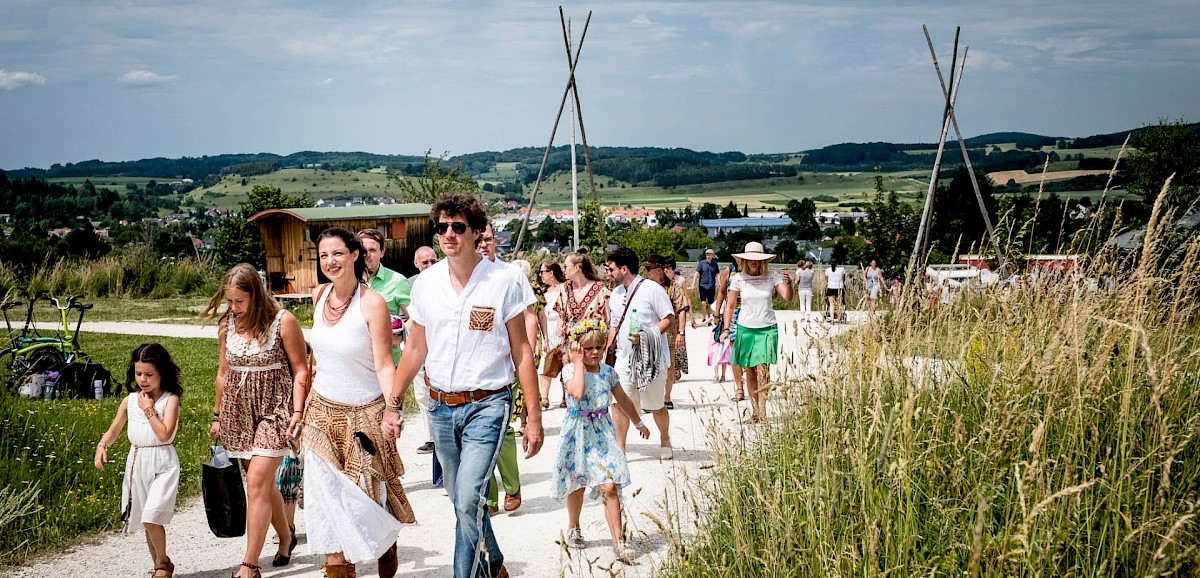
[435,221,468,236]
[419,259,438,265]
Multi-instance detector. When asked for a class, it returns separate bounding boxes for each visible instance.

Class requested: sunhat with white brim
[733,241,775,262]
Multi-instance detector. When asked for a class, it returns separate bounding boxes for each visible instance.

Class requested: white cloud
[118,69,178,86]
[0,69,46,90]
[318,77,334,86]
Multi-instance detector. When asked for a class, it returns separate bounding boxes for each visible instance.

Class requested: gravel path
[12,311,863,577]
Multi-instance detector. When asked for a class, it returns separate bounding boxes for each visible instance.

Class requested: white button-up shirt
[609,275,674,373]
[409,257,533,393]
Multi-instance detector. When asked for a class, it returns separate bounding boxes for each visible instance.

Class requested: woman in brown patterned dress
[555,253,611,365]
[202,263,310,578]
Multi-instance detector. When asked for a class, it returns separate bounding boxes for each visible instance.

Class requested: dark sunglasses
[435,222,468,236]
[419,259,438,265]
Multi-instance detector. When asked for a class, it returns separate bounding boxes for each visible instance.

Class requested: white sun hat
[732,241,775,262]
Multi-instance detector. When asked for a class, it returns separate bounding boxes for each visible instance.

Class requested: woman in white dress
[537,260,567,409]
[825,257,847,323]
[301,227,415,578]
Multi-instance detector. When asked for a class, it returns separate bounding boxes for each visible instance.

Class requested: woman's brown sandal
[231,562,261,578]
[151,557,174,578]
[272,525,298,566]
[322,562,358,578]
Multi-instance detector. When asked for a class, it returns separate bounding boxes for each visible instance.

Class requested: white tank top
[311,285,382,405]
[126,392,176,446]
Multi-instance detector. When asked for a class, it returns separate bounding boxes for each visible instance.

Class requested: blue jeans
[429,391,512,578]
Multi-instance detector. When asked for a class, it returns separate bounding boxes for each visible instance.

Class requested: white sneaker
[659,446,674,460]
[566,527,585,549]
[614,541,635,563]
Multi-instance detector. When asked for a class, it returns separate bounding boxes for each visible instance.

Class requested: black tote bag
[201,445,246,538]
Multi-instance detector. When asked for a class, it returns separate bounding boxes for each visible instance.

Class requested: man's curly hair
[431,192,488,232]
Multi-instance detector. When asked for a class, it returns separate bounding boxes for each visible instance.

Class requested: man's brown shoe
[504,490,522,512]
[378,543,398,578]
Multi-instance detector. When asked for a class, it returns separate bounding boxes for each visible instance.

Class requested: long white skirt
[302,450,402,563]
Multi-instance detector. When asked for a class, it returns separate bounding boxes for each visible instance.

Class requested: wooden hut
[249,204,432,295]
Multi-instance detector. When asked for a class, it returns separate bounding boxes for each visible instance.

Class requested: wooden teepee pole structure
[512,7,600,255]
[922,25,1007,274]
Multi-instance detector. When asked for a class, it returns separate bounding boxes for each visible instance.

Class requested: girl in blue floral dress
[554,319,649,563]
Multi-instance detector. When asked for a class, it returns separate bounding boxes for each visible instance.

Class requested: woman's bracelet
[97,441,107,450]
[632,421,646,429]
[143,407,157,419]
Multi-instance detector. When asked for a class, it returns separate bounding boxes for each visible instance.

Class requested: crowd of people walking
[92,190,893,578]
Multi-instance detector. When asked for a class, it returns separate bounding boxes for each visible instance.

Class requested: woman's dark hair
[317,227,367,282]
[126,343,183,397]
[540,261,566,285]
[829,257,841,271]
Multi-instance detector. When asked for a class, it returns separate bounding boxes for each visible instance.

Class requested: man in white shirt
[385,193,542,578]
[605,247,676,460]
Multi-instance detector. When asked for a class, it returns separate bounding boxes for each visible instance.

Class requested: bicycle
[0,293,94,386]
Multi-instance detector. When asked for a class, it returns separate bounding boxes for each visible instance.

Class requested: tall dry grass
[0,247,221,300]
[663,188,1200,576]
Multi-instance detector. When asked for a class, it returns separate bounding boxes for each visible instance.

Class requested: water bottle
[628,309,639,339]
[42,377,55,401]
[94,379,105,400]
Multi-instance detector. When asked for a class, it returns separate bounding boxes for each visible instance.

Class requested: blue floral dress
[553,363,632,500]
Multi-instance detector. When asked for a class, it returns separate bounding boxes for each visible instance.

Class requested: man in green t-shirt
[357,228,412,361]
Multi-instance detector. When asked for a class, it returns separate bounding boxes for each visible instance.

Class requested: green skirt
[731,324,778,367]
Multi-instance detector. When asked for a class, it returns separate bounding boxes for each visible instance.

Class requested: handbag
[605,279,645,366]
[540,348,564,378]
[201,445,247,538]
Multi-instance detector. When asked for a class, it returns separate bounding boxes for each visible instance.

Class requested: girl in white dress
[94,343,183,578]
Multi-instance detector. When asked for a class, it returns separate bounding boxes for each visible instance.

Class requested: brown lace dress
[221,309,294,459]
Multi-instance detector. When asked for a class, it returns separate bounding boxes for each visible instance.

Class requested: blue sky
[2,0,1198,170]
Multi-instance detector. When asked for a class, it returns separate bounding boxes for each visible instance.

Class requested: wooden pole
[904,27,961,291]
[512,8,592,255]
[923,26,1007,275]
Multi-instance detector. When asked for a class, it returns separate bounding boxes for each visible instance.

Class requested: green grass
[47,176,176,189]
[187,167,398,206]
[0,334,218,564]
[661,245,1200,576]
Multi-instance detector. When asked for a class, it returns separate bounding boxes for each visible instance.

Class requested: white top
[729,270,783,328]
[826,266,846,289]
[409,257,533,393]
[543,285,564,349]
[608,275,674,373]
[126,392,176,446]
[312,285,382,405]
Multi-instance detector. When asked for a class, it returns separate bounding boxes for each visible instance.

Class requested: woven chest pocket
[469,305,496,331]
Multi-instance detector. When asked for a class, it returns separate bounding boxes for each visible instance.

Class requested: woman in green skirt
[719,242,791,423]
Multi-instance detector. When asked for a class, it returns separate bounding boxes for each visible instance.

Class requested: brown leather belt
[429,387,507,406]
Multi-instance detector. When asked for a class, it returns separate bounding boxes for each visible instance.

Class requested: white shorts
[614,367,668,411]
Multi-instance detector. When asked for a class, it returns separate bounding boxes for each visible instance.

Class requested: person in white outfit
[794,261,815,321]
[94,343,183,578]
[301,227,415,578]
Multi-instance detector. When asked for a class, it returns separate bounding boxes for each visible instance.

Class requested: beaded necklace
[323,285,355,326]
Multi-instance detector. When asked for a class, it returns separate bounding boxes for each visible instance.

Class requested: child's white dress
[553,364,632,500]
[120,392,179,530]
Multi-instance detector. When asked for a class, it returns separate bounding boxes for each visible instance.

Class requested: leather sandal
[272,525,297,566]
[322,562,358,578]
[232,562,261,578]
[151,557,174,578]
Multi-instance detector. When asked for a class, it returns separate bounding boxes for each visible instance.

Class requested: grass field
[187,167,399,207]
[662,239,1200,576]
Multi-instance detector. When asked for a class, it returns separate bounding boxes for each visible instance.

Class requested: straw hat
[733,241,775,262]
